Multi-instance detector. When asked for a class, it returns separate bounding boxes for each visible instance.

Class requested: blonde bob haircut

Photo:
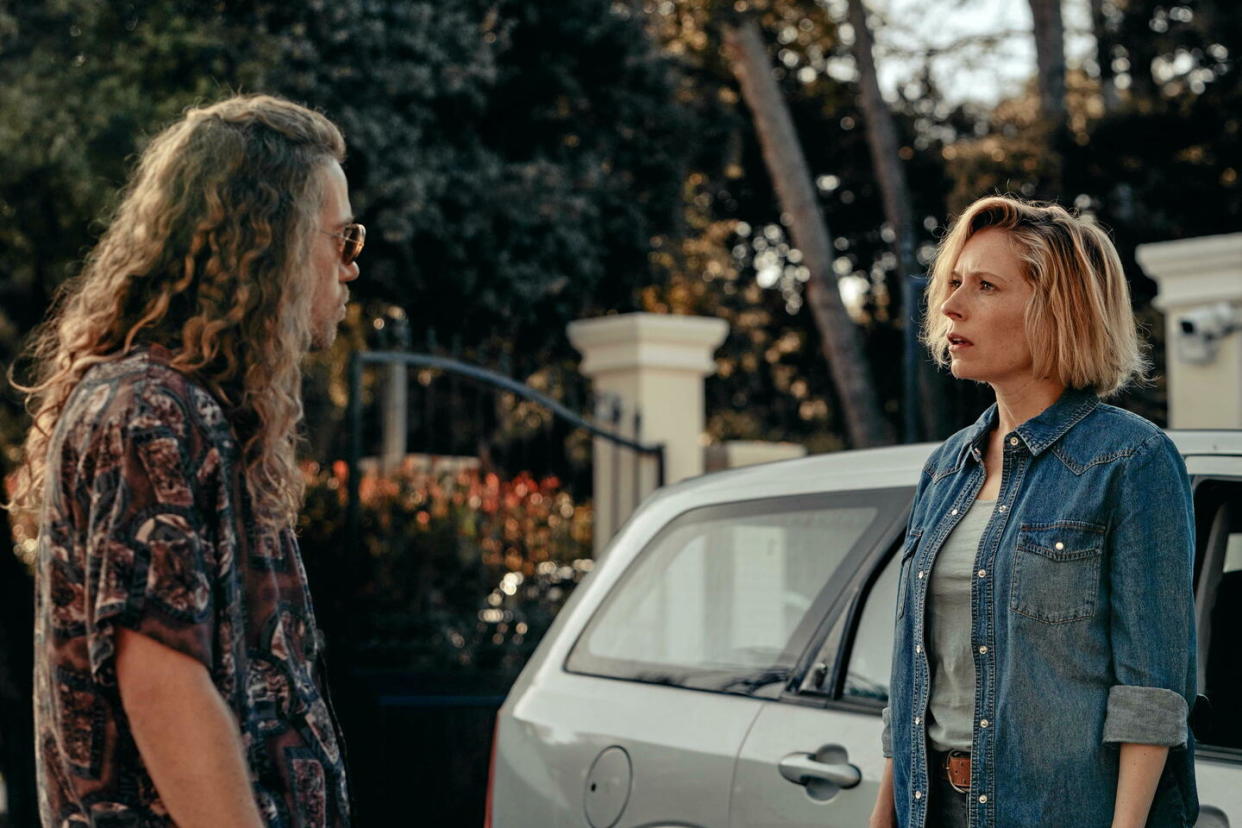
[11,94,345,529]
[922,195,1148,397]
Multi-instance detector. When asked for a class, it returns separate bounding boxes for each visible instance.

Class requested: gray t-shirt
[926,497,995,751]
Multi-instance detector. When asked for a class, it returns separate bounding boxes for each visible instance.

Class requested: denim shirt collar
[954,386,1101,467]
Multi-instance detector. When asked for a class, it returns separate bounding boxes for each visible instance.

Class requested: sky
[864,0,1095,107]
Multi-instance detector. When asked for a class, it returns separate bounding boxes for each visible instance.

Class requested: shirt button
[951,508,959,515]
[977,569,987,578]
[979,645,988,654]
[998,505,1007,512]
[914,791,923,800]
[1008,436,1018,446]
[917,570,925,579]
[915,716,922,725]
[916,644,923,653]
[1055,541,1065,550]
[980,719,990,728]
[979,794,988,804]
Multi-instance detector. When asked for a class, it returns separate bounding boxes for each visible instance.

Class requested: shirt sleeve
[1102,432,1196,747]
[81,394,217,685]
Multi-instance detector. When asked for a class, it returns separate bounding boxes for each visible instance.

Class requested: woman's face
[940,228,1036,387]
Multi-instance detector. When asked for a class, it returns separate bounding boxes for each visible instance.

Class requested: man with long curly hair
[12,95,363,826]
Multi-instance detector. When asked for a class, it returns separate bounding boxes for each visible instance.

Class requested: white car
[487,433,1242,827]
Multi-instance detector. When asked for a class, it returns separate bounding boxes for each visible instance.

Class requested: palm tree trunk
[1029,0,1067,128]
[844,0,949,441]
[722,15,891,448]
[1089,0,1120,112]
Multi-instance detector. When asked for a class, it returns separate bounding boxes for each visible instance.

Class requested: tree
[247,0,700,371]
[1028,0,1068,129]
[722,12,891,447]
[843,0,952,441]
[0,0,706,454]
[1089,0,1121,112]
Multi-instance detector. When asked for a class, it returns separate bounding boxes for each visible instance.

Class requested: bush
[297,460,593,679]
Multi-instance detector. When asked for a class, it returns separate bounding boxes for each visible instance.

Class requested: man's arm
[116,629,264,828]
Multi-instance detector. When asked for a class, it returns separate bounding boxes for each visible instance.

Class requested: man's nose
[342,260,360,282]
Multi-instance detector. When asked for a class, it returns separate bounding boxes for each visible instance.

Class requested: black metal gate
[343,349,665,552]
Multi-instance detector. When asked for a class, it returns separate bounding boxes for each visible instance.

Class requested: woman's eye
[948,279,962,288]
[980,281,996,291]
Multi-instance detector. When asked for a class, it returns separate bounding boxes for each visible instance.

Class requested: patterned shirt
[34,345,350,827]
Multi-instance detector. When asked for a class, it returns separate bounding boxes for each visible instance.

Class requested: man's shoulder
[66,348,233,447]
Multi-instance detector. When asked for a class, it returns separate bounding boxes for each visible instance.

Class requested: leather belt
[940,750,971,794]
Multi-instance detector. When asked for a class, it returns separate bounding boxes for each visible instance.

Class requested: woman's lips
[948,334,974,352]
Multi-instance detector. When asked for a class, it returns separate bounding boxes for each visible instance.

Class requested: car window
[794,530,902,702]
[566,491,905,696]
[840,549,899,705]
[1196,486,1242,752]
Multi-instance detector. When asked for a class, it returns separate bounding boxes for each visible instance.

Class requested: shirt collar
[955,386,1101,465]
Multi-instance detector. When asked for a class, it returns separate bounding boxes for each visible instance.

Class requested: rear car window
[565,490,902,695]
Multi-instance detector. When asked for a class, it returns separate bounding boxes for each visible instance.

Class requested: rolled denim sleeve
[881,706,892,758]
[1102,433,1195,747]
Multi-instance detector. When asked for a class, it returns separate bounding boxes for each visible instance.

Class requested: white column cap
[568,312,728,375]
[1137,233,1242,310]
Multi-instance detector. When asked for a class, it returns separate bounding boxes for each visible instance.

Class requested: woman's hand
[869,758,897,828]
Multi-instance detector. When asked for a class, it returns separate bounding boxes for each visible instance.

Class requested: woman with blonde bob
[869,195,1197,827]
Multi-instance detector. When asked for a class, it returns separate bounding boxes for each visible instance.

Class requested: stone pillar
[568,313,728,554]
[377,313,412,475]
[1137,233,1242,429]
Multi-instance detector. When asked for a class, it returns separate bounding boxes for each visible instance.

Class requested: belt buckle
[945,750,971,794]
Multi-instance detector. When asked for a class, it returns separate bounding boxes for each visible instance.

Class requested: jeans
[928,749,970,828]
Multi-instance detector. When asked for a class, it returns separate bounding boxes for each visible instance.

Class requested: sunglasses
[320,222,366,265]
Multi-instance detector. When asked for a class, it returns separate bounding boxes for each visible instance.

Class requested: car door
[1187,471,1242,827]
[554,488,909,827]
[729,506,907,827]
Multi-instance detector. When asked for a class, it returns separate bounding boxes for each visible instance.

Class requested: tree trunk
[845,0,949,442]
[1089,0,1120,112]
[1028,0,1067,128]
[722,16,891,448]
[846,0,917,282]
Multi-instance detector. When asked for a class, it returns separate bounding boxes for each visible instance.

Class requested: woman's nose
[941,290,963,319]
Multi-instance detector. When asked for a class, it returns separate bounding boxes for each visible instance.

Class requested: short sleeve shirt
[34,346,350,827]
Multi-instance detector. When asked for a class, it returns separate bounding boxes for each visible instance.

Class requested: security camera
[1176,302,1242,365]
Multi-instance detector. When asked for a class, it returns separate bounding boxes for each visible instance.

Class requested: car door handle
[778,744,862,797]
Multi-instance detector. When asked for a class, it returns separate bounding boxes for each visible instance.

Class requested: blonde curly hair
[10,94,346,529]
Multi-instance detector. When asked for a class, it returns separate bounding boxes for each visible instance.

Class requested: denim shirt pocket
[895,528,924,620]
[1010,521,1106,623]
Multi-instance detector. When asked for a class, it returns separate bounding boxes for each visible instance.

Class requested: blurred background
[0,0,1238,824]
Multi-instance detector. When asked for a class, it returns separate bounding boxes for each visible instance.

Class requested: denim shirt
[883,387,1198,827]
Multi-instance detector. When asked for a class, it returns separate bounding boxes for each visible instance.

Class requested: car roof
[645,429,1242,517]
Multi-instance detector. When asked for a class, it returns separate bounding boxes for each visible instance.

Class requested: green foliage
[205,0,701,364]
[0,1,264,340]
[0,0,703,445]
[297,462,592,677]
